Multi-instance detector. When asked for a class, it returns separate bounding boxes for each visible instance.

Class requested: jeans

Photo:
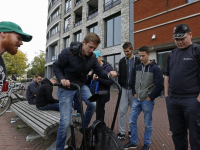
[166,96,200,150]
[56,85,96,150]
[37,103,59,111]
[129,98,155,146]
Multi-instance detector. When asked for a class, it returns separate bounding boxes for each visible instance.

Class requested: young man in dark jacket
[36,77,59,111]
[86,50,113,121]
[26,74,42,105]
[53,33,117,150]
[118,42,141,140]
[124,46,163,150]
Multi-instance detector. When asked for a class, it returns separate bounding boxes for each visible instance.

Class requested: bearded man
[0,21,32,91]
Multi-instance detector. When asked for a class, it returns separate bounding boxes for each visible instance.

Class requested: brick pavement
[0,83,188,150]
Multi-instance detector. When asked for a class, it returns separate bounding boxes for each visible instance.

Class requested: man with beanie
[165,23,200,150]
[0,21,32,91]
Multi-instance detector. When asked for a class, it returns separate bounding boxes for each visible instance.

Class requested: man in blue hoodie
[124,46,163,150]
[53,33,117,150]
[165,24,200,150]
[86,50,113,121]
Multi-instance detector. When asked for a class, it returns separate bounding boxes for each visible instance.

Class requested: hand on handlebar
[93,74,98,81]
[107,71,117,78]
[61,79,70,88]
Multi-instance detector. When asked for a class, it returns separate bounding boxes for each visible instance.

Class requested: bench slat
[11,104,49,131]
[10,105,47,136]
[18,102,58,126]
[15,102,55,128]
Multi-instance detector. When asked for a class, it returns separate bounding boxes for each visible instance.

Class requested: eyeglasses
[37,78,42,81]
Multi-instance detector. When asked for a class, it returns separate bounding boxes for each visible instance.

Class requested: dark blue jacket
[165,44,200,97]
[53,42,109,89]
[86,61,113,104]
[26,80,40,104]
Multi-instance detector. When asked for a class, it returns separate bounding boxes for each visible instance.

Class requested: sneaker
[142,144,150,150]
[128,131,131,138]
[117,133,126,141]
[124,141,137,150]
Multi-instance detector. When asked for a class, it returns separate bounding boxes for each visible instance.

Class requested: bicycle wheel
[0,96,12,116]
[86,124,124,150]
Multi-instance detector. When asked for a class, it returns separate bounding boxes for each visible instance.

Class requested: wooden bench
[10,101,60,139]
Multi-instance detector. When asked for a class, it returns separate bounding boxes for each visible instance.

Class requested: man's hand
[134,94,137,98]
[146,97,151,101]
[197,93,200,102]
[61,79,70,88]
[88,71,92,76]
[93,74,98,81]
[107,71,117,78]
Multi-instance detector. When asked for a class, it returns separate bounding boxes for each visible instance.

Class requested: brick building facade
[133,0,200,72]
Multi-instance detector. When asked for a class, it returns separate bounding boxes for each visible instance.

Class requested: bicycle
[8,80,26,95]
[0,81,26,116]
[56,75,124,150]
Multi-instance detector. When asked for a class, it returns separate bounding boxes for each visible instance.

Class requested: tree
[2,50,29,76]
[27,51,45,77]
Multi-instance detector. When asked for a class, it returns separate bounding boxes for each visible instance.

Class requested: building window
[157,50,172,75]
[74,31,82,42]
[186,0,196,3]
[75,0,82,6]
[49,0,58,11]
[52,45,57,61]
[64,36,70,48]
[88,24,98,34]
[50,9,59,22]
[64,16,71,32]
[104,0,121,11]
[65,0,71,13]
[105,14,121,47]
[50,25,59,37]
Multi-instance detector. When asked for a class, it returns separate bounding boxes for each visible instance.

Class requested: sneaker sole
[124,146,137,150]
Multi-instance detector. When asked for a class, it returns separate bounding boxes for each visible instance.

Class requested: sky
[0,0,48,63]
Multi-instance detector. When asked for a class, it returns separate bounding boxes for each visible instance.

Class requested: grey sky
[0,0,48,63]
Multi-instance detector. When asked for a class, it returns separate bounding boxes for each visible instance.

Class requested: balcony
[104,0,121,11]
[75,0,82,7]
[88,8,98,20]
[48,0,61,16]
[74,18,82,27]
[47,15,60,32]
[65,7,71,14]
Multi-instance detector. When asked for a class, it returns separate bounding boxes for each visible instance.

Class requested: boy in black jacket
[36,77,59,111]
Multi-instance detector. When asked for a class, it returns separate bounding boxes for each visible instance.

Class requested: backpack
[88,79,99,95]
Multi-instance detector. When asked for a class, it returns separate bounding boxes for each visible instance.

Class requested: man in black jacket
[36,77,59,111]
[165,24,200,150]
[118,42,141,140]
[53,33,117,150]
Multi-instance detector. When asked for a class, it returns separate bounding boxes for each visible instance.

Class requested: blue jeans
[56,85,96,150]
[37,103,59,111]
[129,98,155,146]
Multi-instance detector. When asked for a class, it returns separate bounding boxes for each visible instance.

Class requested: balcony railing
[64,26,70,33]
[74,18,82,27]
[88,8,98,20]
[45,56,57,64]
[65,7,71,14]
[104,0,121,11]
[75,0,82,6]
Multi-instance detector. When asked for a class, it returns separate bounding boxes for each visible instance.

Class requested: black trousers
[166,96,200,150]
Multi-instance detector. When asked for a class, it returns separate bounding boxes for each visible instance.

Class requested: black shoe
[128,131,131,138]
[117,133,126,141]
[142,144,150,150]
[124,141,137,150]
